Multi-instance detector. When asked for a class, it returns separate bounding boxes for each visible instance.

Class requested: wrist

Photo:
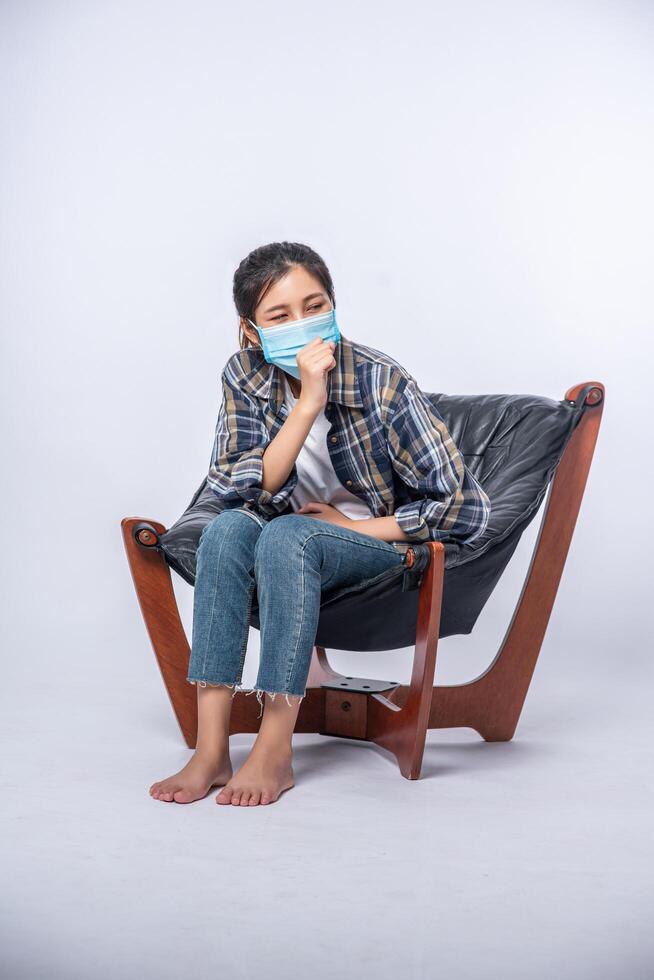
[295,395,324,421]
[353,516,408,542]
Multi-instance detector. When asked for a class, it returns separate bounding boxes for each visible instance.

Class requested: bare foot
[150,749,233,804]
[215,740,294,806]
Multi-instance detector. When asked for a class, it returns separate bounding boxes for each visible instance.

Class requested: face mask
[247,306,341,380]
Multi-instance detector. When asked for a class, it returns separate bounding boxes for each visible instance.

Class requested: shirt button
[378,505,387,516]
[330,435,338,443]
[345,479,353,487]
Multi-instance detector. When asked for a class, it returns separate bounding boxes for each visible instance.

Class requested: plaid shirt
[207,334,491,547]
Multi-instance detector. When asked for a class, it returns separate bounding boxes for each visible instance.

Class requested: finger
[301,337,327,351]
[300,338,336,359]
[298,355,336,375]
[301,345,336,364]
[306,349,337,368]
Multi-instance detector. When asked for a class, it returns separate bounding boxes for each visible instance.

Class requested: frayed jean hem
[186,677,241,698]
[244,687,306,718]
[186,677,306,718]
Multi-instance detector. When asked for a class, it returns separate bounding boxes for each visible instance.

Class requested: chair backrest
[158,391,584,585]
[425,391,583,566]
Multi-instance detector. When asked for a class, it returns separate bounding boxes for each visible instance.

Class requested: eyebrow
[262,291,326,314]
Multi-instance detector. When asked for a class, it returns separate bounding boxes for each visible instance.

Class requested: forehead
[258,265,326,307]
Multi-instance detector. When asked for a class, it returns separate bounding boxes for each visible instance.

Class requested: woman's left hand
[296,502,353,529]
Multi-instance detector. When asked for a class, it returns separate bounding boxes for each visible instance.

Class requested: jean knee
[198,507,261,555]
[253,514,313,569]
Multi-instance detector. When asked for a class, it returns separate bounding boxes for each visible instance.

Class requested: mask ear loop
[240,316,263,351]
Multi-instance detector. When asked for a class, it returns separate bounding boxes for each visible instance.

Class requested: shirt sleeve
[206,361,298,517]
[387,377,491,545]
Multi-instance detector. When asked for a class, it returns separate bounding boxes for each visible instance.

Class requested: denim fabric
[186,507,405,711]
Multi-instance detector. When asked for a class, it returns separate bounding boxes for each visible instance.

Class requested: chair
[121,380,604,779]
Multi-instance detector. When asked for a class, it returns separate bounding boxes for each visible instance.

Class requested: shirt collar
[240,333,364,411]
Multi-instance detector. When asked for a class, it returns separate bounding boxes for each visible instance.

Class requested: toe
[249,792,261,805]
[240,791,251,806]
[231,790,243,805]
[173,788,197,803]
[216,787,232,804]
[152,781,178,801]
[261,792,272,804]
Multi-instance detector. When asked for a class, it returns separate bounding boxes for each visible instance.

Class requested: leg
[186,506,266,688]
[150,507,266,803]
[216,514,404,806]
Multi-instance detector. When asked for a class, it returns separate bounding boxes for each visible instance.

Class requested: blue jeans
[186,508,405,714]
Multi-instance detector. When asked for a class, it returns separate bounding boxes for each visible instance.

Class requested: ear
[240,317,260,348]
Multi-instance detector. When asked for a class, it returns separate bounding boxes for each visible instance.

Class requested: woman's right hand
[296,337,337,416]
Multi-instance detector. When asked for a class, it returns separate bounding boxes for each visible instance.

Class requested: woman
[150,242,491,807]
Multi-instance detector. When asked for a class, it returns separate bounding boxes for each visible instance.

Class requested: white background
[1,2,652,978]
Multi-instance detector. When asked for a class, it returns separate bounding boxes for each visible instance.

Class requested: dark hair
[233,241,336,350]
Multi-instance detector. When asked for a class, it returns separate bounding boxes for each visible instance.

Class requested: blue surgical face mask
[247,305,341,380]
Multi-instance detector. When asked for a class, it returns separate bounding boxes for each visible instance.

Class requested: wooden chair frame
[121,381,603,779]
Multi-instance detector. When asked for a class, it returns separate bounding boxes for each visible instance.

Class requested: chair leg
[121,517,197,747]
[310,542,444,780]
[366,542,446,779]
[306,645,343,687]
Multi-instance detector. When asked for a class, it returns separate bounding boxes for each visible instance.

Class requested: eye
[271,305,322,322]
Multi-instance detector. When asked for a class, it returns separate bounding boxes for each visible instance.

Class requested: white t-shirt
[282,375,374,522]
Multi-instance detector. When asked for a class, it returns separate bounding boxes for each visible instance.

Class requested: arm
[261,399,319,495]
[346,514,410,542]
[208,341,337,516]
[300,377,490,544]
[386,377,491,545]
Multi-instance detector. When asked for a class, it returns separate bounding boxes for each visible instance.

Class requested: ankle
[252,733,293,755]
[194,740,230,761]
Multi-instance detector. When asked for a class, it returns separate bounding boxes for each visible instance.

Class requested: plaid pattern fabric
[207,334,491,547]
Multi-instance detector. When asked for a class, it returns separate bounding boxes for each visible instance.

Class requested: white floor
[2,627,653,980]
